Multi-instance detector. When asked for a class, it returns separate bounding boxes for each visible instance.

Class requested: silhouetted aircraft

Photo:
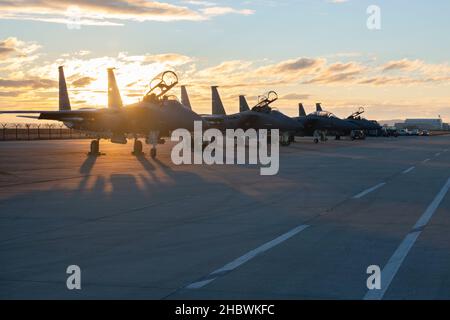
[346,107,382,136]
[185,86,300,146]
[1,67,202,158]
[294,104,360,143]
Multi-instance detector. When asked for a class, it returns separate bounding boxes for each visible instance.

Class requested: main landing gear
[313,130,327,144]
[88,139,101,156]
[132,138,144,156]
[280,132,292,146]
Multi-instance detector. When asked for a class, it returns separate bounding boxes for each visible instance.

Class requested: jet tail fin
[181,85,192,110]
[239,95,250,112]
[58,66,71,111]
[299,103,307,117]
[316,103,323,112]
[211,86,226,115]
[107,68,123,109]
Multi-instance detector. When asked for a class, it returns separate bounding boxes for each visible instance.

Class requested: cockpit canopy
[348,107,366,120]
[251,91,278,113]
[310,111,338,118]
[144,71,178,103]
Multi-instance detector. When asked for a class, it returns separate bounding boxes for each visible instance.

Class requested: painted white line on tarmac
[186,224,309,289]
[353,182,386,199]
[422,158,431,163]
[364,177,450,300]
[402,166,415,174]
[435,153,441,157]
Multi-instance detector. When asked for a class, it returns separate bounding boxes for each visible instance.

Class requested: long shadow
[80,155,97,174]
[136,155,156,172]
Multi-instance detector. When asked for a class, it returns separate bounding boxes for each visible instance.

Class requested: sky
[0,0,449,123]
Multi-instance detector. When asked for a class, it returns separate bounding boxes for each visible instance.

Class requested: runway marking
[353,182,386,199]
[364,177,450,300]
[402,166,415,174]
[186,224,309,289]
[422,158,431,163]
[435,153,441,157]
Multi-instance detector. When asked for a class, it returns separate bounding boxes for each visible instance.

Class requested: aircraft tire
[150,147,157,158]
[133,140,143,155]
[90,140,99,155]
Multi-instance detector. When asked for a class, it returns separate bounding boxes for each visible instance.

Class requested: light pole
[25,123,31,140]
[14,123,20,140]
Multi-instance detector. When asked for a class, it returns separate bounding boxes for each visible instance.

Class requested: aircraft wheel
[150,147,157,158]
[280,132,291,146]
[335,135,341,140]
[133,140,143,155]
[90,140,99,155]
[314,138,319,144]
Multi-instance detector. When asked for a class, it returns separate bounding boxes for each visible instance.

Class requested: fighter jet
[293,104,360,143]
[346,107,382,136]
[185,86,300,146]
[1,67,202,158]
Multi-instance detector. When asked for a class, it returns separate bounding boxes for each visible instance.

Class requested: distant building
[395,122,407,130]
[395,118,443,130]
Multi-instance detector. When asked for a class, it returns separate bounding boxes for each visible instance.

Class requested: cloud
[0,90,23,97]
[0,37,40,59]
[304,62,365,84]
[260,57,324,74]
[1,37,450,121]
[382,59,423,72]
[0,0,254,26]
[281,93,311,100]
[72,76,96,88]
[200,7,254,16]
[0,78,56,89]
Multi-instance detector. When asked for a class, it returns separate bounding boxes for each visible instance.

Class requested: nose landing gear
[147,131,160,158]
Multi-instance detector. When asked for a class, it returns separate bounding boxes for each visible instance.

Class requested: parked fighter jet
[294,104,360,143]
[346,107,382,136]
[1,67,202,158]
[185,87,300,146]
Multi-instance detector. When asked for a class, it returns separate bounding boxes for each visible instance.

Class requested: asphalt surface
[0,135,449,299]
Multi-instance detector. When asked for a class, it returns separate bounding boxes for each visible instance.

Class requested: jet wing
[0,109,100,122]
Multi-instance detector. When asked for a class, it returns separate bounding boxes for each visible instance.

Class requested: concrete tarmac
[0,135,449,299]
